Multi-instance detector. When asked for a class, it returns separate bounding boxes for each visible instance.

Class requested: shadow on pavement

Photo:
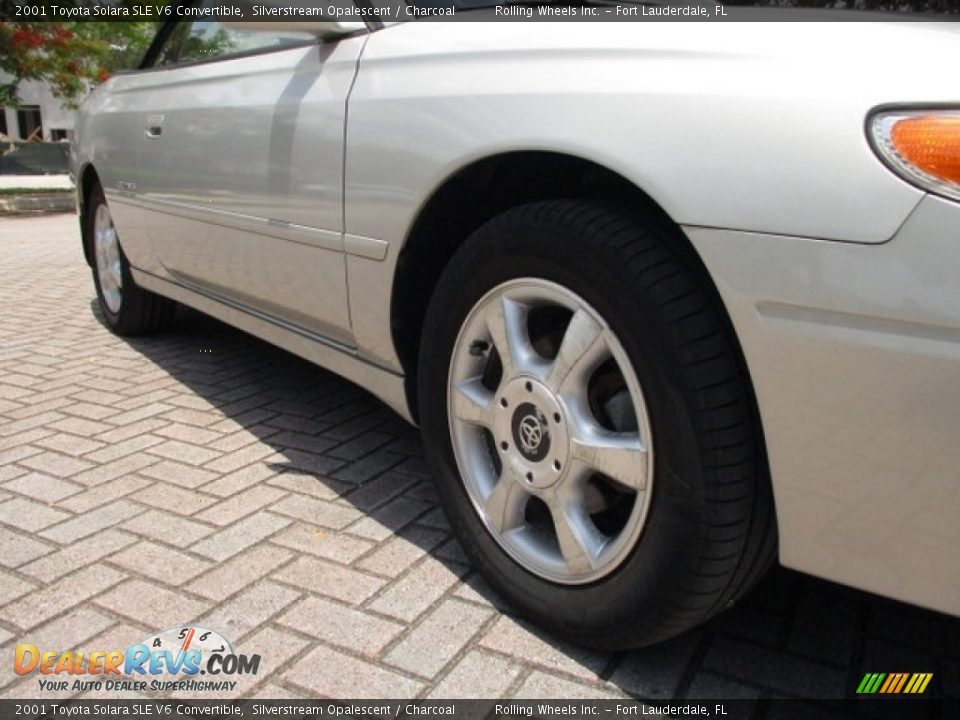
[90,300,960,708]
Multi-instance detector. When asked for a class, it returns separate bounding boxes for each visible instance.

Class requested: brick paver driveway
[1,214,957,709]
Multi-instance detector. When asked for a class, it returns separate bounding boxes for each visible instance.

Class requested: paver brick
[271,448,344,477]
[119,509,215,547]
[278,594,404,657]
[40,500,144,544]
[265,470,347,500]
[427,650,524,700]
[202,443,274,474]
[155,422,222,446]
[191,544,294,602]
[19,451,94,478]
[269,493,361,528]
[273,556,385,605]
[96,403,174,429]
[34,431,106,456]
[284,646,423,699]
[189,511,290,562]
[148,439,223,466]
[341,470,419,512]
[159,407,225,428]
[140,459,219,489]
[515,672,625,700]
[685,672,761,701]
[2,471,83,502]
[269,522,374,564]
[356,525,447,578]
[0,570,36,606]
[70,453,158,486]
[207,426,274,453]
[345,496,432,542]
[194,484,287,526]
[332,448,404,484]
[0,497,71,531]
[608,632,701,699]
[93,417,169,444]
[0,428,54,453]
[21,528,136,583]
[0,466,27,483]
[703,637,847,699]
[0,412,65,438]
[59,401,117,421]
[108,540,213,585]
[57,475,152,513]
[0,526,55,568]
[267,431,337,456]
[200,462,279,497]
[0,444,42,466]
[479,616,610,682]
[235,626,310,683]
[132,483,215,516]
[94,579,210,629]
[84,434,165,463]
[367,556,466,623]
[385,598,492,679]
[48,416,113,437]
[200,581,300,642]
[0,564,126,630]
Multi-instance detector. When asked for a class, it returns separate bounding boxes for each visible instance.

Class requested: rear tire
[86,183,175,336]
[419,199,776,648]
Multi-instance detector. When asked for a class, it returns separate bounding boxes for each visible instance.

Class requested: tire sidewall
[419,206,712,644]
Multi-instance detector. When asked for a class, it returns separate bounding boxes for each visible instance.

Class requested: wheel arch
[77,162,101,268]
[391,150,755,428]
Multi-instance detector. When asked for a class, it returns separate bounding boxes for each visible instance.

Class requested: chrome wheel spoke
[110,261,123,289]
[451,378,495,429]
[548,497,605,574]
[486,295,532,378]
[484,471,529,533]
[571,430,648,491]
[546,308,607,393]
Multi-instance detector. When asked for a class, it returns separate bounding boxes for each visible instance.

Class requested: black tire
[86,183,176,336]
[418,199,776,648]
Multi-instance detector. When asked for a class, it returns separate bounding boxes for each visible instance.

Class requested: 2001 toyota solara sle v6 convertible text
[72,10,960,648]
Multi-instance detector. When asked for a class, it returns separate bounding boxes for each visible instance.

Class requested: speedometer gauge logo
[143,625,234,666]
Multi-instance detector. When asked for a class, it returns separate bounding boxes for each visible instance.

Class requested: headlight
[868,108,960,202]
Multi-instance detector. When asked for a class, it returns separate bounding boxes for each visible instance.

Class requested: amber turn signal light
[870,109,960,202]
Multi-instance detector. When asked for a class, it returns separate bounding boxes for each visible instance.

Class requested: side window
[153,1,315,68]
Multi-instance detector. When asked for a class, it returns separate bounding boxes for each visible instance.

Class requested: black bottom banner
[0,699,955,720]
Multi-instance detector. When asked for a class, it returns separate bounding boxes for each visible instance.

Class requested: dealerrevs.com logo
[14,625,259,694]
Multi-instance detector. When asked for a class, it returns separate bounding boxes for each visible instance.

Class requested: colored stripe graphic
[857,672,932,694]
[893,673,909,693]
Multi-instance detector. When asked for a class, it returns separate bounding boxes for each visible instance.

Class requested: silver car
[72,12,960,647]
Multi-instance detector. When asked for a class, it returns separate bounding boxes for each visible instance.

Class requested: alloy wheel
[94,203,123,314]
[447,278,654,584]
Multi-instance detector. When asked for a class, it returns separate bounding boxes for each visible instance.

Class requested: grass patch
[0,187,73,196]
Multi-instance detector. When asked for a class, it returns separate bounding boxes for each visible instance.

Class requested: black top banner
[2,0,959,22]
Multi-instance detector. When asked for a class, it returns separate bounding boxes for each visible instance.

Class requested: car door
[136,13,365,346]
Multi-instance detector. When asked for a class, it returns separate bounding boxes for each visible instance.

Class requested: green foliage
[0,2,166,108]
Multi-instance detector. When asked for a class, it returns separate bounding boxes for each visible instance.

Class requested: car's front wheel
[419,200,775,648]
[86,183,176,335]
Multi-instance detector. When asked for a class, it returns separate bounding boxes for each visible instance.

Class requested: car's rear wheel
[419,199,776,648]
[86,183,175,335]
